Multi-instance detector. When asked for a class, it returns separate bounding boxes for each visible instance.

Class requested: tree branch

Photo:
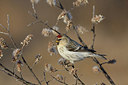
[63,66,85,85]
[22,56,42,85]
[73,25,88,48]
[0,63,37,85]
[51,75,68,85]
[28,11,61,35]
[91,6,116,85]
[1,14,42,85]
[43,71,50,85]
[92,58,116,85]
[91,5,96,50]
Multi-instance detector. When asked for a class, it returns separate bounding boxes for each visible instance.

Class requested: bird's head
[56,34,69,46]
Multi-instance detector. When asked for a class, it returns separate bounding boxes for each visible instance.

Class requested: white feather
[58,46,92,63]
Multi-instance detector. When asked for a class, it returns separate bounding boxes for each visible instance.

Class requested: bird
[56,34,106,64]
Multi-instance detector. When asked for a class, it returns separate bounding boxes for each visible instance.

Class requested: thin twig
[51,75,68,85]
[63,66,85,85]
[1,14,24,81]
[2,15,42,85]
[91,24,96,50]
[28,11,61,35]
[0,24,8,31]
[91,5,96,50]
[0,63,37,85]
[7,14,10,31]
[32,3,37,15]
[43,71,50,85]
[56,0,88,49]
[31,2,38,19]
[22,56,42,85]
[0,15,18,48]
[57,0,64,10]
[93,58,116,85]
[73,25,88,48]
[28,11,38,19]
[0,31,9,35]
[101,59,116,65]
[72,73,85,85]
[27,20,41,27]
[75,78,78,85]
[55,0,88,48]
[50,1,86,84]
[8,34,17,48]
[29,0,62,35]
[90,6,116,85]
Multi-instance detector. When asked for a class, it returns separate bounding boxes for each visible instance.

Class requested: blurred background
[0,0,128,85]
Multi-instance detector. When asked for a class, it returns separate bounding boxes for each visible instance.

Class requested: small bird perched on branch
[56,34,106,63]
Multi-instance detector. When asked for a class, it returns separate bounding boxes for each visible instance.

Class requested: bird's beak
[56,39,61,45]
[56,40,59,45]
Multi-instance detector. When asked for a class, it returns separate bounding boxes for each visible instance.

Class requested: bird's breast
[57,46,67,53]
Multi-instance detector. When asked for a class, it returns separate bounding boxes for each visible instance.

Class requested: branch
[91,6,116,85]
[8,34,17,48]
[32,3,37,15]
[75,78,78,85]
[57,0,64,10]
[58,1,88,48]
[93,58,116,85]
[7,14,10,31]
[2,15,42,85]
[0,24,8,31]
[40,20,61,35]
[9,30,42,85]
[0,31,9,35]
[73,25,88,48]
[51,75,68,85]
[43,71,50,85]
[91,24,96,50]
[22,56,42,85]
[91,5,96,50]
[55,0,88,48]
[63,66,85,85]
[28,11,61,35]
[0,63,37,85]
[73,74,85,85]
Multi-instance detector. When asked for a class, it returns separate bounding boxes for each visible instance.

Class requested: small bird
[56,34,106,63]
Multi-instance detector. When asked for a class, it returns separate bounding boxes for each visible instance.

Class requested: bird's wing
[72,46,96,53]
[65,39,81,51]
[66,38,96,52]
[64,35,96,52]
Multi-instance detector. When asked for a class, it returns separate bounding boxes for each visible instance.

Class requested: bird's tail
[90,53,107,60]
